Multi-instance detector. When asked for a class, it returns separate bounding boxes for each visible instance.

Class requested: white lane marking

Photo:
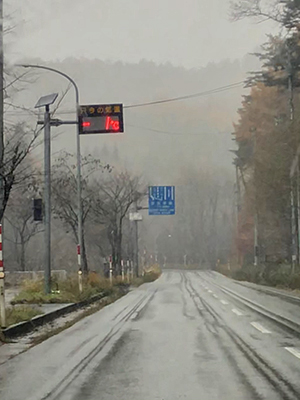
[232,308,243,316]
[220,300,228,305]
[204,286,208,290]
[208,290,213,293]
[251,322,271,334]
[131,312,139,320]
[285,347,300,360]
[213,294,218,299]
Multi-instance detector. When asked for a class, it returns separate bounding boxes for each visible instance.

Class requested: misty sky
[8,0,277,67]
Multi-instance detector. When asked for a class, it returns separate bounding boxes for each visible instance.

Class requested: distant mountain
[12,56,260,181]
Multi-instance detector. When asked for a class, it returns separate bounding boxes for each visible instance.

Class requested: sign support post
[0,224,5,328]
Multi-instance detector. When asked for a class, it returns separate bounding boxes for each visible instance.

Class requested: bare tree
[5,189,43,271]
[0,122,42,222]
[230,0,300,29]
[91,171,146,275]
[230,0,285,23]
[51,152,110,273]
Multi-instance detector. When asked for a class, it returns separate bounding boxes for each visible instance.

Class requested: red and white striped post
[109,255,113,285]
[77,244,83,293]
[0,224,6,327]
[77,244,81,268]
[130,259,134,280]
[127,259,130,283]
[121,259,124,281]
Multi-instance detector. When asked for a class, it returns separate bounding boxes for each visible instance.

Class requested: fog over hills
[11,55,260,183]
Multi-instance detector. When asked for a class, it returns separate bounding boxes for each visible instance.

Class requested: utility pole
[251,127,259,266]
[134,202,139,277]
[234,164,241,265]
[35,93,58,294]
[235,164,241,216]
[287,44,298,270]
[0,0,6,328]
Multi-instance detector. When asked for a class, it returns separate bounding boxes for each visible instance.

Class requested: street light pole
[18,64,84,273]
[44,105,51,293]
[35,93,58,294]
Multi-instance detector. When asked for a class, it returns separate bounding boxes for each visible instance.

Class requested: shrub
[6,305,42,326]
[230,262,300,290]
[287,273,300,290]
[131,277,144,287]
[12,268,161,306]
[21,279,44,293]
[143,271,160,283]
[231,264,263,284]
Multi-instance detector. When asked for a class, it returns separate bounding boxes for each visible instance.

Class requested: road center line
[213,294,218,299]
[208,290,213,293]
[232,308,243,316]
[220,300,228,305]
[285,347,300,360]
[251,322,271,334]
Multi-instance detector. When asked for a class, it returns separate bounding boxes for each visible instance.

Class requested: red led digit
[112,120,120,131]
[105,116,111,130]
[105,116,120,131]
[82,121,91,128]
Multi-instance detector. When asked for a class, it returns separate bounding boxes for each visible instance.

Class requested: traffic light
[33,198,43,221]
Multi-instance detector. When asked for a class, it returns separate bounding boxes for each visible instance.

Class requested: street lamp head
[15,63,31,68]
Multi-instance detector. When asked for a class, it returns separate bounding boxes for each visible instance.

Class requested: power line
[127,124,228,136]
[3,79,245,116]
[124,81,245,109]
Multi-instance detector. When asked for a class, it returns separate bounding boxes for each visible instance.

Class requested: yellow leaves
[234,83,287,142]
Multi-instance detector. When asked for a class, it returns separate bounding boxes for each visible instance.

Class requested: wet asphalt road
[1,270,300,400]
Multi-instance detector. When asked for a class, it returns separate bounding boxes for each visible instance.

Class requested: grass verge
[12,267,161,305]
[6,305,42,327]
[30,290,123,346]
[1,268,161,345]
[221,263,300,291]
[12,274,123,305]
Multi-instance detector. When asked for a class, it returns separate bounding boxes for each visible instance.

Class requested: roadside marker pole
[121,259,124,281]
[109,256,113,285]
[0,224,6,328]
[127,260,130,283]
[130,260,134,280]
[77,245,83,293]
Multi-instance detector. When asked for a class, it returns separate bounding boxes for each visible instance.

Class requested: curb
[1,290,111,339]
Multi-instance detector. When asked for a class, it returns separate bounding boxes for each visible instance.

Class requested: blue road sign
[148,186,175,216]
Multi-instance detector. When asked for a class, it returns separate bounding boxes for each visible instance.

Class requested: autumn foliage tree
[230,0,300,265]
[233,81,298,263]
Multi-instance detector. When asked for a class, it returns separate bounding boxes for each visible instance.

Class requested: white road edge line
[220,300,228,305]
[232,308,243,316]
[251,322,271,334]
[285,347,300,360]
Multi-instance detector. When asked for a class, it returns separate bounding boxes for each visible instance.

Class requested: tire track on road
[32,290,156,400]
[183,273,300,400]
